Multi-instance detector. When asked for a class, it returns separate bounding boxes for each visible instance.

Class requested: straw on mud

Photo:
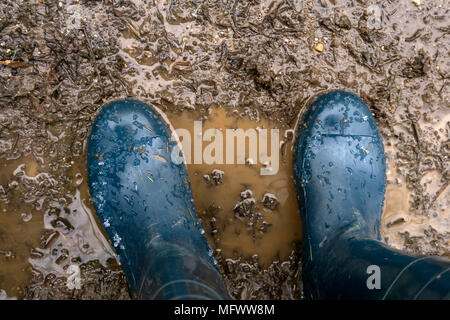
[0,60,26,68]
[140,123,153,132]
[124,20,140,39]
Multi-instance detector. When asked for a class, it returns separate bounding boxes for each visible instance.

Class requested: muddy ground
[0,0,449,299]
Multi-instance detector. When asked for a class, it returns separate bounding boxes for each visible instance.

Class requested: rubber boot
[87,99,229,300]
[294,91,450,300]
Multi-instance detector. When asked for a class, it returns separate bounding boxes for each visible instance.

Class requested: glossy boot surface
[87,99,229,299]
[294,91,387,259]
[294,91,450,299]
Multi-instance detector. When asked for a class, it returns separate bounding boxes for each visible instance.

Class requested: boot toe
[301,91,379,137]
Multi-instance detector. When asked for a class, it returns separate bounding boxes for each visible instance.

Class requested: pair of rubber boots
[87,91,449,300]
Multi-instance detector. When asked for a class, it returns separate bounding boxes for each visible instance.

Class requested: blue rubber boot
[294,91,450,300]
[87,99,229,300]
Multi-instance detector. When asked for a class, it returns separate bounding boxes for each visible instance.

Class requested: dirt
[0,0,448,300]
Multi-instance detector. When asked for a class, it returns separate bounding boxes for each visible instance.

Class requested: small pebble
[315,42,324,52]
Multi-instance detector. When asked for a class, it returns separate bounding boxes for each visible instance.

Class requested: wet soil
[0,0,449,299]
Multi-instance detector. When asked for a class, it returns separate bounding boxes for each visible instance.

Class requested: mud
[170,108,302,268]
[0,0,449,300]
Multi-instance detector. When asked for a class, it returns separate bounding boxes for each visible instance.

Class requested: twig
[124,20,141,40]
[0,60,27,68]
[428,180,449,209]
[231,0,240,37]
[285,0,297,13]
[11,133,19,153]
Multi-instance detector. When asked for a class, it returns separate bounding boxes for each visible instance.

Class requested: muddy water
[0,155,124,298]
[0,0,449,300]
[0,159,43,297]
[170,108,302,267]
[382,148,450,257]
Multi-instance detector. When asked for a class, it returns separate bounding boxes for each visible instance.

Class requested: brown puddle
[168,108,302,267]
[0,158,43,297]
[0,155,116,297]
[381,145,450,251]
